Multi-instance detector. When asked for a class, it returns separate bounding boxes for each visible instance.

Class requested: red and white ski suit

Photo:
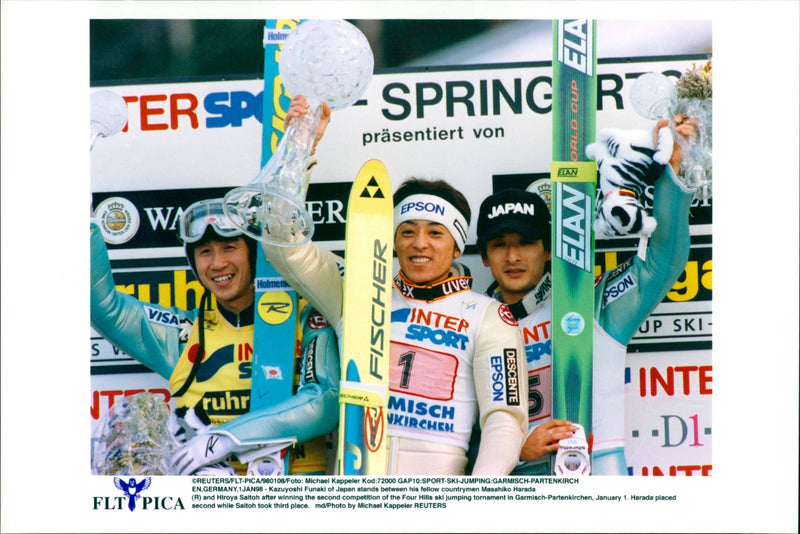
[263,243,528,475]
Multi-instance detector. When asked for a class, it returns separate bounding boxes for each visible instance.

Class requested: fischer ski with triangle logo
[337,159,393,476]
[550,19,597,476]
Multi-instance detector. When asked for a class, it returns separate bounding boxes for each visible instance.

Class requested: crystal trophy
[629,71,712,199]
[224,19,374,245]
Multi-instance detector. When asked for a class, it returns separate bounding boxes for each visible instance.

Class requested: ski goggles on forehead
[179,198,243,243]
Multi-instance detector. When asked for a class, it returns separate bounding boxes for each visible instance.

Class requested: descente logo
[93,477,185,512]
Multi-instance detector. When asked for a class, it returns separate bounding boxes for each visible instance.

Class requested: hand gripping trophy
[628,62,713,199]
[224,19,374,245]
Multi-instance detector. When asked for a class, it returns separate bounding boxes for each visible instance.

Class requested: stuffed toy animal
[586,126,673,259]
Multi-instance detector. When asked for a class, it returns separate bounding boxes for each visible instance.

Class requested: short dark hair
[393,177,471,225]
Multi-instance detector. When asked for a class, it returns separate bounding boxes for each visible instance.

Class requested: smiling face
[193,237,254,314]
[395,220,461,285]
[481,231,551,304]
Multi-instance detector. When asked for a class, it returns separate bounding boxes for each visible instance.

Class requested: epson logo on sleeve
[490,355,506,402]
[603,272,637,305]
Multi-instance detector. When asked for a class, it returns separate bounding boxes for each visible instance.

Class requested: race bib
[389,341,458,401]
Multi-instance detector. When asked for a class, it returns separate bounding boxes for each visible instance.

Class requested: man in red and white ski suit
[261,96,528,475]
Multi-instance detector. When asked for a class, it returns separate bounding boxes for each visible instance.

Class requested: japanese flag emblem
[262,365,284,381]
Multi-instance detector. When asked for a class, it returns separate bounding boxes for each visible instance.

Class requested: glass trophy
[224,19,374,246]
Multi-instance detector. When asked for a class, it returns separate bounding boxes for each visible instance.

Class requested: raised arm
[91,219,190,378]
[596,118,698,345]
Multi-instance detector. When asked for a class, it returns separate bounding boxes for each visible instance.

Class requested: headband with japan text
[393,194,469,252]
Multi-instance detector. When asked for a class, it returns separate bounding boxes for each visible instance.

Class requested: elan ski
[550,19,597,475]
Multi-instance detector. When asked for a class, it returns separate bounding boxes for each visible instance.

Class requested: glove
[168,407,213,445]
[170,432,238,476]
[587,126,673,260]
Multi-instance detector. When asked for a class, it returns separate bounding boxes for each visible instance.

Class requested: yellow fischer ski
[337,159,393,475]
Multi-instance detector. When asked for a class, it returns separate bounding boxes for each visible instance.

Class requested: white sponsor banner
[92,57,701,199]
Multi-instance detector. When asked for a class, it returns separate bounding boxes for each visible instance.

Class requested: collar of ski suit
[394,270,474,302]
[216,301,255,328]
[487,272,552,320]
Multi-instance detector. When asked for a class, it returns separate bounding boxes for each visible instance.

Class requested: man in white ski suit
[260,96,528,475]
[475,118,697,475]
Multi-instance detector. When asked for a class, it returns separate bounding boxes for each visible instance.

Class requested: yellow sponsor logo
[257,291,293,325]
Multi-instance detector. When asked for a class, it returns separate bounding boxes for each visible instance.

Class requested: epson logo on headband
[395,193,468,252]
[399,201,446,216]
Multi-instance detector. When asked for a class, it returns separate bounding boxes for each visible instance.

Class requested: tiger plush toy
[586,126,674,259]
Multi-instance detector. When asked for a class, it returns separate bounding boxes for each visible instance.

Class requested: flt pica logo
[93,477,185,511]
[116,477,150,511]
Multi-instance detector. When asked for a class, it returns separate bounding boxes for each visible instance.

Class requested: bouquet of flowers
[676,60,713,101]
[675,61,712,199]
[92,393,177,476]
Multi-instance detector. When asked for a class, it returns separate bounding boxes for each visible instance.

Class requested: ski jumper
[262,242,529,475]
[499,167,694,476]
[90,220,339,474]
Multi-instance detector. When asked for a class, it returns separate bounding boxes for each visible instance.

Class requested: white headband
[393,194,469,252]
